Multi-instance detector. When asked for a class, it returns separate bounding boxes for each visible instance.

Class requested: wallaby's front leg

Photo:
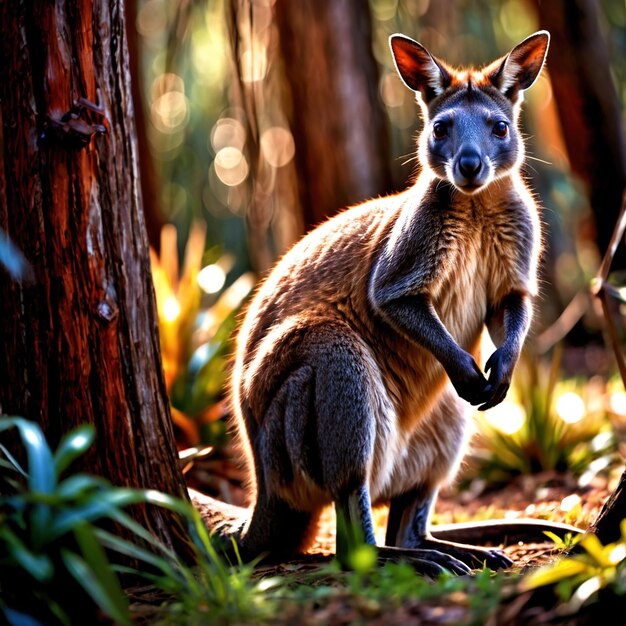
[481,292,531,410]
[335,485,471,576]
[385,487,512,570]
[374,293,491,406]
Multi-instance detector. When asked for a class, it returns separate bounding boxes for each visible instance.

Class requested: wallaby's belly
[235,198,493,510]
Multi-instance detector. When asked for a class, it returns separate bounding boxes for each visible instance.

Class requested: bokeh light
[556,392,586,424]
[260,127,295,168]
[484,400,526,435]
[214,147,249,187]
[197,264,227,295]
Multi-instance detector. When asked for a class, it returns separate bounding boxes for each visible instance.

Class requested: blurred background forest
[131,0,626,506]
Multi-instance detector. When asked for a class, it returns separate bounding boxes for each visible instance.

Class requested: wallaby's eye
[433,122,448,140]
[493,121,508,138]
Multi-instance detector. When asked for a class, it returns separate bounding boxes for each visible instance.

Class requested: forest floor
[130,468,614,625]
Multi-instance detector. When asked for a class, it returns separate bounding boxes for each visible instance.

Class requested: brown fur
[216,31,549,563]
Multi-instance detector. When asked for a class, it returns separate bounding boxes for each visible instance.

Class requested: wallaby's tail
[189,488,249,544]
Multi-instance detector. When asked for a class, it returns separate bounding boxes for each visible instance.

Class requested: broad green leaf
[47,490,146,540]
[523,558,589,589]
[0,417,55,548]
[580,534,613,567]
[0,417,55,494]
[53,425,95,477]
[61,550,132,626]
[55,474,109,500]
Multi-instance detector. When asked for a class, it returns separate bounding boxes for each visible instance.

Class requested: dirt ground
[130,465,616,625]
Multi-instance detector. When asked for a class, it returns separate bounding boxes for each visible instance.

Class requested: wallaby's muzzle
[454,149,486,191]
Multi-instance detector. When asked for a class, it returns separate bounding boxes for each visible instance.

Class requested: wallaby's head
[389,31,549,194]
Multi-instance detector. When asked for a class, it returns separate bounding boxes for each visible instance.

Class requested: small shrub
[0,416,272,626]
[468,349,618,487]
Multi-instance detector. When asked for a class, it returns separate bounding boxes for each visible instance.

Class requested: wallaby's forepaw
[479,347,518,411]
[448,351,491,406]
[376,545,471,577]
[416,537,513,570]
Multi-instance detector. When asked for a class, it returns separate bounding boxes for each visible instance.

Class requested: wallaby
[197,31,552,576]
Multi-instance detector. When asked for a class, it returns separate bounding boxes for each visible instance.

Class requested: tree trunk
[126,0,165,253]
[587,469,626,545]
[530,0,626,269]
[0,0,189,553]
[275,0,392,229]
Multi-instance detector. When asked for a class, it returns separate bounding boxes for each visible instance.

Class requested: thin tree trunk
[0,0,189,553]
[275,0,392,228]
[530,0,626,269]
[587,471,626,545]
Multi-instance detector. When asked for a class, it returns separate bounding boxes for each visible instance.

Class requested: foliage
[151,223,254,446]
[525,522,626,614]
[276,554,506,626]
[468,348,618,486]
[0,416,135,625]
[0,416,270,626]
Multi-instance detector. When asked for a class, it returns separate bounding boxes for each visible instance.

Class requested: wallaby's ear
[488,31,550,99]
[389,34,451,102]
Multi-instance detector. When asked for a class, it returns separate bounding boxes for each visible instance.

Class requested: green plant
[468,348,617,486]
[0,416,135,625]
[525,522,626,613]
[0,416,273,626]
[151,223,254,447]
[277,557,506,626]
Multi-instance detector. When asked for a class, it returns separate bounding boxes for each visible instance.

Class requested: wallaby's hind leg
[238,489,315,562]
[336,485,471,576]
[385,487,512,570]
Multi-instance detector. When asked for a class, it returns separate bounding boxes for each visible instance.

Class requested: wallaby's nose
[458,153,482,179]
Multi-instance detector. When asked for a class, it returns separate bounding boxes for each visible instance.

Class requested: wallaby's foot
[415,537,512,570]
[376,545,471,577]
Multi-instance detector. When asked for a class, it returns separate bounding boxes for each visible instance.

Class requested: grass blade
[61,550,132,626]
[72,523,131,625]
[0,443,27,477]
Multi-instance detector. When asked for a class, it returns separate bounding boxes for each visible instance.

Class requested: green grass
[4,414,625,626]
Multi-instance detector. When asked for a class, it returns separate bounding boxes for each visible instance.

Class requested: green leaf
[61,550,132,626]
[524,558,589,589]
[0,443,27,477]
[0,417,55,548]
[53,425,95,477]
[93,528,193,593]
[2,606,47,626]
[72,523,130,625]
[108,509,181,562]
[0,526,53,582]
[47,489,146,541]
[580,534,613,567]
[55,474,109,500]
[0,417,55,494]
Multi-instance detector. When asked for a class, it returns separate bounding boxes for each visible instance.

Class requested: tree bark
[587,470,626,546]
[275,0,392,229]
[530,0,626,269]
[126,0,165,253]
[0,0,189,553]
